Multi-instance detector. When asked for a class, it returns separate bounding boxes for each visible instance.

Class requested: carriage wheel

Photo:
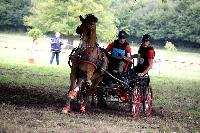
[131,85,141,117]
[142,85,153,117]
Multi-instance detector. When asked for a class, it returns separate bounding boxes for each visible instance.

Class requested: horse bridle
[79,22,95,49]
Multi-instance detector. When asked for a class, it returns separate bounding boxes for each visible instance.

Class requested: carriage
[62,14,154,117]
[74,55,154,117]
[96,58,154,117]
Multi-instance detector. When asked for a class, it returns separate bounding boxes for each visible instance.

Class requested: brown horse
[62,14,108,113]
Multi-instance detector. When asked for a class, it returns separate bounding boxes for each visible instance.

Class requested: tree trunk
[64,35,74,49]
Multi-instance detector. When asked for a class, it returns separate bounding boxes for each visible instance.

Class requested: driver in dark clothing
[106,30,132,78]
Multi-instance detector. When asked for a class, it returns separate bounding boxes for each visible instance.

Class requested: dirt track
[0,84,199,133]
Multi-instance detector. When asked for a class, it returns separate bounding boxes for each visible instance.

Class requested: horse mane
[80,14,98,23]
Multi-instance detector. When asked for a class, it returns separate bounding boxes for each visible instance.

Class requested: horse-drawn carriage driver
[106,30,132,80]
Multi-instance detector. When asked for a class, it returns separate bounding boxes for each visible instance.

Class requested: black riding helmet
[118,30,127,39]
[142,34,151,42]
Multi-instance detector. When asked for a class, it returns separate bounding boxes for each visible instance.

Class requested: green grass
[0,62,70,91]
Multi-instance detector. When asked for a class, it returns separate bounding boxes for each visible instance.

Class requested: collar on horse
[68,42,101,70]
[80,55,98,69]
[79,42,100,69]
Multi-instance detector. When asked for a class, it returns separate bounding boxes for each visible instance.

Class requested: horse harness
[68,43,107,70]
[76,22,96,49]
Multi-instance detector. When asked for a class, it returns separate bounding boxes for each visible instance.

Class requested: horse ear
[80,15,84,21]
[91,14,98,23]
[94,16,98,23]
[76,26,81,34]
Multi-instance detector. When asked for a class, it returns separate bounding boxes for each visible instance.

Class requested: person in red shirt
[134,34,155,77]
[106,30,132,78]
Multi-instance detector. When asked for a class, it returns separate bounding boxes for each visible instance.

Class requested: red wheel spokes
[144,86,153,117]
[131,86,141,117]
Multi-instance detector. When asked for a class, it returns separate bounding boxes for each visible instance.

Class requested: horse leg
[80,94,87,113]
[69,64,77,92]
[80,87,90,113]
[62,78,84,114]
[78,67,95,112]
[62,63,78,113]
[69,78,84,99]
[62,95,72,114]
[90,94,96,108]
[90,76,103,108]
[85,68,95,85]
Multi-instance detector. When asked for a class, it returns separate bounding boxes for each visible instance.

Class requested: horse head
[76,14,98,48]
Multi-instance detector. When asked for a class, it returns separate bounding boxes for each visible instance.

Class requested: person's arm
[120,53,132,62]
[60,41,63,45]
[138,59,153,76]
[59,39,64,45]
[131,54,139,58]
[50,38,54,51]
[121,44,132,62]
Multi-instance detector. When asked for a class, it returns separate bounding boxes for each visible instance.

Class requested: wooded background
[0,0,199,48]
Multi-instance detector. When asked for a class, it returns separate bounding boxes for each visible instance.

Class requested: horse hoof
[62,106,70,114]
[80,106,85,113]
[69,91,78,99]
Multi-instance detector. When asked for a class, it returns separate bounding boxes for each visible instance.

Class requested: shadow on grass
[0,83,66,111]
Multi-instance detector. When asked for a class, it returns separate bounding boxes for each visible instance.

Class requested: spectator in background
[50,32,63,65]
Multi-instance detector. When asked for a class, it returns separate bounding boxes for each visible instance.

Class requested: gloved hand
[118,53,125,58]
[138,73,145,77]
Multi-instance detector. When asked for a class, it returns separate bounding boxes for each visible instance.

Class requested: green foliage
[24,0,117,41]
[1,0,200,45]
[174,1,200,43]
[28,28,43,41]
[0,0,31,27]
[112,0,200,45]
[164,41,177,51]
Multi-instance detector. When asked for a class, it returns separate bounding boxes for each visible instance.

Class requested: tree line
[0,0,199,47]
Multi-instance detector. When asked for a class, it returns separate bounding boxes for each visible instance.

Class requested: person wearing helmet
[106,30,132,80]
[50,32,63,65]
[134,34,155,77]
